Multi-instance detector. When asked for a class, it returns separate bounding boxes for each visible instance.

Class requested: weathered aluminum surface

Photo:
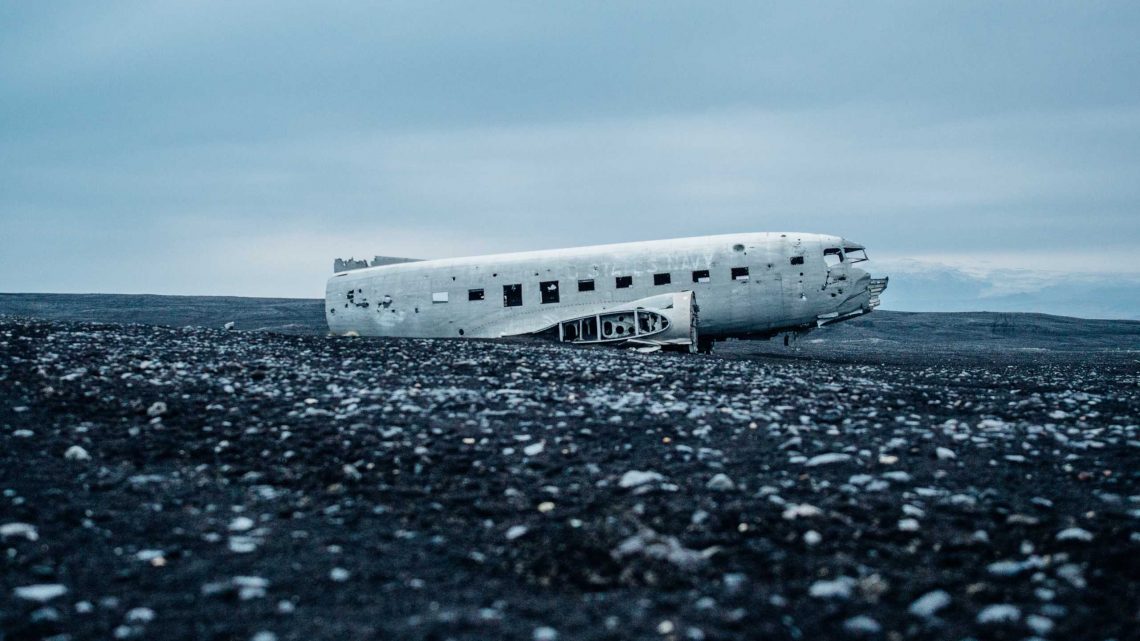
[325,232,886,344]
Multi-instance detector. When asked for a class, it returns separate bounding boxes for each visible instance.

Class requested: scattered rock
[842,615,882,635]
[1056,527,1094,542]
[612,528,710,571]
[533,626,558,641]
[125,607,156,623]
[782,504,823,520]
[898,518,920,532]
[14,584,68,603]
[809,577,856,600]
[805,453,852,467]
[976,604,1021,624]
[1,522,39,541]
[619,470,664,489]
[228,516,255,532]
[706,473,735,491]
[908,590,951,618]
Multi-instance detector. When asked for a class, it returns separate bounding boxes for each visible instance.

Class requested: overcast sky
[2,1,1138,299]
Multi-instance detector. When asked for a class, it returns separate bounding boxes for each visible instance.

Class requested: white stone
[619,470,664,488]
[506,525,529,540]
[523,441,545,456]
[234,576,269,600]
[782,504,822,520]
[146,401,168,417]
[1056,527,1093,542]
[908,590,951,618]
[135,549,164,562]
[809,576,855,599]
[228,536,258,553]
[803,530,822,546]
[14,584,68,602]
[64,445,91,461]
[533,626,558,641]
[804,453,851,467]
[706,473,735,491]
[842,615,881,635]
[125,607,156,623]
[228,516,255,532]
[976,604,1021,624]
[935,447,956,460]
[1,522,39,541]
[329,567,350,582]
[987,560,1026,576]
[898,518,920,532]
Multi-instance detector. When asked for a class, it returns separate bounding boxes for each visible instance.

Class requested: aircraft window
[844,248,868,263]
[615,275,632,289]
[731,267,749,281]
[692,269,710,283]
[823,247,843,267]
[503,284,522,307]
[432,292,449,303]
[468,288,485,301]
[653,273,671,286]
[578,278,595,292]
[540,280,560,304]
[790,256,804,265]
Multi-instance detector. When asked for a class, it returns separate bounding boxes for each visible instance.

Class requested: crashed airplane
[326,232,887,352]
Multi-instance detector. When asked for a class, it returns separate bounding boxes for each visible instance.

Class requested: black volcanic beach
[1,300,1138,640]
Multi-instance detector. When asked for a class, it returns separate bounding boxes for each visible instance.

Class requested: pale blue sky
[2,2,1138,306]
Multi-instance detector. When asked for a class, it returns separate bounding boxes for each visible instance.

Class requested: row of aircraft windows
[445,266,763,307]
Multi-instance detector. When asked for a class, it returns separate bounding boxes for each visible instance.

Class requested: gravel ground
[1,317,1137,641]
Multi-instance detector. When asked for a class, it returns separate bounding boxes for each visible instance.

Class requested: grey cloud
[0,2,1137,309]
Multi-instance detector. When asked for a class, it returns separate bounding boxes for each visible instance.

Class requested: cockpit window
[823,247,843,267]
[844,247,868,263]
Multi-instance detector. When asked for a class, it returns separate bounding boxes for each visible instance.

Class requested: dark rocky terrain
[5,293,1139,354]
[0,294,325,336]
[1,298,1138,641]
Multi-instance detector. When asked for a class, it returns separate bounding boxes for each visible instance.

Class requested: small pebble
[976,604,1021,624]
[842,615,881,635]
[533,626,558,641]
[1056,527,1093,542]
[14,584,68,603]
[908,590,951,618]
[706,473,735,491]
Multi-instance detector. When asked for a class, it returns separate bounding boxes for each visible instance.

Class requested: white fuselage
[325,232,883,341]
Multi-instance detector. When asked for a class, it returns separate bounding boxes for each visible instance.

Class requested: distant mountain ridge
[872,259,1140,320]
